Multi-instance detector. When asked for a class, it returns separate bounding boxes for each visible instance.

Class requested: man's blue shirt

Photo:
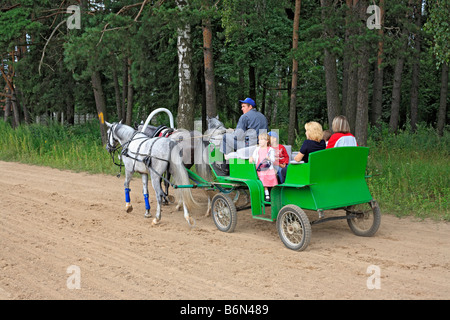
[235,109,268,140]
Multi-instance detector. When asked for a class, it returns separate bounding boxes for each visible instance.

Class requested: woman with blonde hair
[294,121,326,163]
[326,115,357,148]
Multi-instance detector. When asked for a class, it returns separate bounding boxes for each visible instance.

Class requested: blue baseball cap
[268,131,279,139]
[239,98,255,107]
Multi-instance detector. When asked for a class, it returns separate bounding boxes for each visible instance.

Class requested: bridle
[106,123,125,177]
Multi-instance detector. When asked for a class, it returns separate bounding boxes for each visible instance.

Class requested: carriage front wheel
[277,205,311,251]
[346,200,381,237]
[211,193,237,233]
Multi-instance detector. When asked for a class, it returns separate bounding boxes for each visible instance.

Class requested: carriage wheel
[277,205,311,251]
[211,193,237,233]
[346,200,381,237]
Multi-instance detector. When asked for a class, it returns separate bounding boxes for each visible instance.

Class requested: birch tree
[288,0,301,146]
[176,0,195,130]
[202,0,217,119]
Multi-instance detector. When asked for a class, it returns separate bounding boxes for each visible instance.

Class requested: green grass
[366,124,449,221]
[0,120,115,175]
[0,120,448,221]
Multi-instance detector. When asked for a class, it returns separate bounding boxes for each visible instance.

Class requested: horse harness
[107,121,225,184]
[152,124,175,138]
[107,124,175,187]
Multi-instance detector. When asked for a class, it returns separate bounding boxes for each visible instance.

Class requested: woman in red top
[326,115,358,148]
[268,131,289,183]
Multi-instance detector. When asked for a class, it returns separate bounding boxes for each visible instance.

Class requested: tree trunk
[202,9,217,118]
[389,57,405,132]
[200,69,207,132]
[389,0,412,133]
[126,59,134,126]
[249,65,256,100]
[21,97,31,124]
[409,54,420,132]
[2,72,20,128]
[65,86,75,125]
[91,70,108,145]
[371,63,384,127]
[354,0,370,146]
[261,85,266,116]
[437,62,448,136]
[176,0,195,130]
[370,0,384,127]
[410,0,422,132]
[321,0,341,128]
[112,68,122,121]
[345,62,358,133]
[266,90,273,125]
[4,88,11,124]
[122,56,128,122]
[341,0,354,119]
[238,65,245,100]
[234,65,245,123]
[288,0,301,146]
[271,76,282,126]
[14,64,31,124]
[11,93,21,128]
[343,0,358,132]
[66,97,74,125]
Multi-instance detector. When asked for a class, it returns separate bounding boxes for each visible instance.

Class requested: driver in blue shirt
[216,98,268,175]
[221,98,268,154]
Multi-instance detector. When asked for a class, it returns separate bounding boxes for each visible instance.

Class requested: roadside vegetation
[0,120,448,221]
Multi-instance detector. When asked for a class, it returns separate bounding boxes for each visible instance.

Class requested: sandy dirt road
[0,160,449,300]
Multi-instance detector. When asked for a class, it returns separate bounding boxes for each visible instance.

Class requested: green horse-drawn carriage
[185,144,381,251]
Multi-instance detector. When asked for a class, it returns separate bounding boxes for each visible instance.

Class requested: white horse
[138,116,227,216]
[106,121,198,226]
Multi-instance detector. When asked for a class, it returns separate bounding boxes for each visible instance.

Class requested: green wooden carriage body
[207,145,373,220]
[185,144,380,251]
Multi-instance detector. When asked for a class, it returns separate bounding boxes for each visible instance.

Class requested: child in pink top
[249,133,278,201]
[268,131,289,183]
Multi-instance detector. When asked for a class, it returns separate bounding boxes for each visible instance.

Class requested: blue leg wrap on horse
[125,188,131,203]
[144,194,150,210]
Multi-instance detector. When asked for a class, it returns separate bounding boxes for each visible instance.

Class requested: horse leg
[124,170,133,213]
[176,200,183,211]
[150,171,164,225]
[162,171,172,205]
[204,190,213,217]
[142,173,151,218]
[182,202,195,227]
[175,182,183,211]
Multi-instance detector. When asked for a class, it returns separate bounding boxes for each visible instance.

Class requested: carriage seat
[224,145,257,160]
[281,147,371,210]
[225,145,294,161]
[138,124,174,138]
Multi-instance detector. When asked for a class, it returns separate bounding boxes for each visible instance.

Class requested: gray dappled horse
[106,121,197,226]
[138,116,227,216]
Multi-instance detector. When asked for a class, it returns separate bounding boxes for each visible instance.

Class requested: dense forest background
[1,0,448,146]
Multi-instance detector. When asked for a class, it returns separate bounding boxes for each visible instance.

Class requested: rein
[107,126,125,177]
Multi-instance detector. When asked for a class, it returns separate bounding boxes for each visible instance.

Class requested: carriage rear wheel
[346,200,381,237]
[277,205,311,251]
[211,193,237,233]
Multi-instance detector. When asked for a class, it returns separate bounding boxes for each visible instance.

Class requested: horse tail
[168,141,200,211]
[195,141,213,182]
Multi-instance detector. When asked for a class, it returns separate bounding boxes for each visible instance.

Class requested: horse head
[206,115,225,131]
[105,121,120,153]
